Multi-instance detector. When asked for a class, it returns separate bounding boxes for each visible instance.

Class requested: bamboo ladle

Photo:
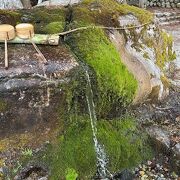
[0,24,15,69]
[15,23,47,64]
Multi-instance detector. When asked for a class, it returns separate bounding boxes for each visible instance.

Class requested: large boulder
[112,14,175,102]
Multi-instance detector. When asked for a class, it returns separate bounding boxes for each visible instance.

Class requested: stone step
[158,15,180,22]
[159,20,180,26]
[154,12,180,26]
[154,12,180,18]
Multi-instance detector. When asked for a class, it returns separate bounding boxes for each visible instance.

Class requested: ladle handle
[5,39,8,69]
[30,39,47,64]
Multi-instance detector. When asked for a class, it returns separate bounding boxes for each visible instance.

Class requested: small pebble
[139,171,145,176]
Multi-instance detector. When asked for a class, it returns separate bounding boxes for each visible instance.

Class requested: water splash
[38,0,43,4]
[85,69,112,179]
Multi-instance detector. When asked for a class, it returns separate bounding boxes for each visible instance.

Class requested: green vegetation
[143,29,176,69]
[125,23,176,70]
[0,8,66,34]
[40,115,151,179]
[66,0,145,116]
[44,21,64,34]
[12,161,22,175]
[160,75,170,90]
[97,118,152,173]
[0,2,157,179]
[24,8,66,34]
[81,0,153,24]
[67,27,137,116]
[65,168,78,180]
[0,10,21,26]
[155,31,176,69]
[43,115,96,179]
[21,148,33,157]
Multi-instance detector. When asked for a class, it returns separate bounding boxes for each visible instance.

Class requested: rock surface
[36,0,82,7]
[0,43,78,137]
[150,8,180,89]
[110,30,152,103]
[0,0,23,9]
[115,14,173,102]
[132,89,180,173]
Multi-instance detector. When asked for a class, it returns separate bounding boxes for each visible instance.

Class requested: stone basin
[0,43,78,138]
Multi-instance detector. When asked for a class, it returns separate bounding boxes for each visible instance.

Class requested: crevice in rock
[30,0,38,6]
[61,4,74,42]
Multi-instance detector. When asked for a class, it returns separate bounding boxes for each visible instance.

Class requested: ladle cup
[0,24,15,69]
[15,23,47,64]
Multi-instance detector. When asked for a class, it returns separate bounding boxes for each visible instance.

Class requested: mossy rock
[155,31,176,69]
[0,7,66,34]
[97,118,152,173]
[44,21,64,34]
[20,7,66,34]
[66,1,144,116]
[42,115,97,179]
[0,10,21,26]
[126,23,176,70]
[34,115,151,179]
[76,0,153,25]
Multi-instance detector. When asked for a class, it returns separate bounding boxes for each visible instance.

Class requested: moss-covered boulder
[0,1,174,179]
[65,0,156,116]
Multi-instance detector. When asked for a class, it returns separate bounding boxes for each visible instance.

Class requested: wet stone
[0,43,78,137]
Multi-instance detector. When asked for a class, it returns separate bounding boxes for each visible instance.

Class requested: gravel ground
[134,155,179,180]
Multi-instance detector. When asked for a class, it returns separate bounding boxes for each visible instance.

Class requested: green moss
[81,0,153,24]
[63,0,157,116]
[9,76,151,179]
[0,10,21,25]
[0,10,20,17]
[43,115,96,179]
[44,21,64,34]
[66,26,137,116]
[0,99,7,112]
[97,118,152,173]
[67,5,139,115]
[155,31,176,69]
[39,115,151,178]
[126,23,176,69]
[143,52,150,59]
[0,7,66,34]
[31,8,65,34]
[65,168,78,180]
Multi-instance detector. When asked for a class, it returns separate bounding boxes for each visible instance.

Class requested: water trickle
[85,69,112,179]
[38,0,43,4]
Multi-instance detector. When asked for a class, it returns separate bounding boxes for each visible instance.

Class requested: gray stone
[36,0,82,6]
[0,0,23,9]
[146,126,171,150]
[119,14,140,26]
[0,44,78,137]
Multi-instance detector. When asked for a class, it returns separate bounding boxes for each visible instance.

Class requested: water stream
[85,69,112,179]
[38,0,43,4]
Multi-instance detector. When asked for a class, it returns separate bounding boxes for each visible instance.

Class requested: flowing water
[85,69,112,179]
[38,0,43,4]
